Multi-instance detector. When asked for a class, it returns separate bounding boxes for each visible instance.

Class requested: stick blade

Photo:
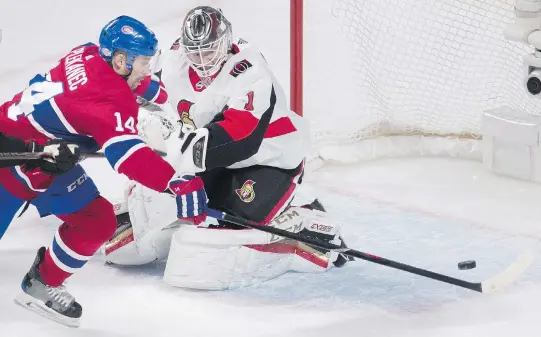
[481,252,534,293]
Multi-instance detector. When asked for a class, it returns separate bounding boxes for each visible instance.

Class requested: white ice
[1,1,541,336]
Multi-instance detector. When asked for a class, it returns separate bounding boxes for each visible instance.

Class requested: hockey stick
[0,149,167,161]
[0,152,105,160]
[208,208,533,293]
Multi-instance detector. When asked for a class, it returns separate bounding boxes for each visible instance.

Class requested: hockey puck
[458,260,476,270]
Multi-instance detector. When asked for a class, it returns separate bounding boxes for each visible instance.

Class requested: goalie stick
[208,208,533,293]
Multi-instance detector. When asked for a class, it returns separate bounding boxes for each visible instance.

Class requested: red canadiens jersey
[160,38,310,171]
[0,43,175,191]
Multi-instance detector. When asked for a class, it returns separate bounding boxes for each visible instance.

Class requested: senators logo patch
[235,180,256,203]
[180,112,195,127]
[229,59,253,78]
[176,100,196,127]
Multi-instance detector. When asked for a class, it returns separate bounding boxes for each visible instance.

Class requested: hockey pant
[200,162,305,225]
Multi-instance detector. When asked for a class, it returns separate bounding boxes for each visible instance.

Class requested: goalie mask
[181,6,233,78]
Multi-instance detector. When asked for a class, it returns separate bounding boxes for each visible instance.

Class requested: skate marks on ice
[235,184,541,314]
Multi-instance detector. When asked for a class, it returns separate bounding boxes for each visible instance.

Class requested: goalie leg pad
[103,219,178,266]
[163,206,349,290]
[163,225,293,290]
[104,182,179,265]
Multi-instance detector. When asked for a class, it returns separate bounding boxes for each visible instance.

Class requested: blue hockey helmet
[99,15,158,70]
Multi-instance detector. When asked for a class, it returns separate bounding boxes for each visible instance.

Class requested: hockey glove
[168,174,208,225]
[25,140,80,175]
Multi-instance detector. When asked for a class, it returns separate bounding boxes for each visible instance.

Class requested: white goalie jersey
[157,37,310,171]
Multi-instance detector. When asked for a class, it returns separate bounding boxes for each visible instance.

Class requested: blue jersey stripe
[104,138,145,168]
[142,80,160,102]
[52,237,88,269]
[27,84,100,152]
[31,99,72,139]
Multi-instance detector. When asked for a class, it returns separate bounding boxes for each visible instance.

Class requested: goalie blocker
[104,166,351,290]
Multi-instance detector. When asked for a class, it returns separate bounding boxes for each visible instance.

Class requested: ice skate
[14,247,82,327]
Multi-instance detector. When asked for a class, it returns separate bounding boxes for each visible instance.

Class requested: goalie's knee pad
[163,206,350,290]
[103,212,177,265]
[103,182,179,266]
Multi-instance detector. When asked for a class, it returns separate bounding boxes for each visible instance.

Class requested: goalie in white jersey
[104,6,353,289]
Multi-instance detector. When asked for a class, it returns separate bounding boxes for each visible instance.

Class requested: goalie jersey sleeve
[196,47,308,170]
[204,76,279,169]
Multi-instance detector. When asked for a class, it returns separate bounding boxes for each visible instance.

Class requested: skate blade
[14,292,80,328]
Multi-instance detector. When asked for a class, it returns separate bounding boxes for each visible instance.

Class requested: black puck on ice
[458,260,476,270]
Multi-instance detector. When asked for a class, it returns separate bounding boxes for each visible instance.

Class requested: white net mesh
[304,0,541,161]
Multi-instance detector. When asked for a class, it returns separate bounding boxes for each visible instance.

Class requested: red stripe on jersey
[264,117,297,138]
[153,86,168,104]
[134,76,168,104]
[0,168,39,200]
[133,76,151,96]
[217,108,259,141]
[218,109,297,141]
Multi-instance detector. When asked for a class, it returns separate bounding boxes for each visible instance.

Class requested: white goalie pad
[163,207,345,290]
[104,182,181,265]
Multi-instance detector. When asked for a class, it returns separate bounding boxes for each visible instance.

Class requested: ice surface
[2,157,541,337]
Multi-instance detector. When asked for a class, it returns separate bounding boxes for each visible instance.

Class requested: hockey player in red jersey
[0,16,208,327]
[104,7,352,290]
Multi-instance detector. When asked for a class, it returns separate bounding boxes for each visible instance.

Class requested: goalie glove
[172,127,208,174]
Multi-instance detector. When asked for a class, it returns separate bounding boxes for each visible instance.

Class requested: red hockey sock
[40,196,117,286]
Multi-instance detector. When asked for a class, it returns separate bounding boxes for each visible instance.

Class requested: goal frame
[290,0,303,117]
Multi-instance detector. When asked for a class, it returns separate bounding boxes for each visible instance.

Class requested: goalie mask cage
[289,0,541,164]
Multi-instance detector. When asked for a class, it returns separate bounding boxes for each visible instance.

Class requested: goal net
[298,0,541,163]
